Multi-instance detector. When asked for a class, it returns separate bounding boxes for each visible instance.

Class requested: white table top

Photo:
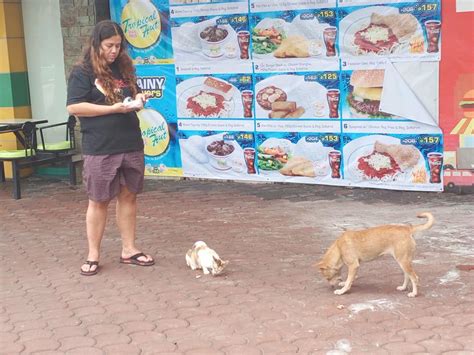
[0,119,48,125]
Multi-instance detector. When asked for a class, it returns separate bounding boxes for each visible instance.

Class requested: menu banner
[110,0,443,192]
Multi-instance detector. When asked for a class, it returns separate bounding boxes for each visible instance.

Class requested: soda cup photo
[241,90,254,118]
[427,152,443,183]
[326,89,340,118]
[328,150,341,179]
[243,147,256,174]
[424,20,441,53]
[237,31,250,59]
[323,27,337,57]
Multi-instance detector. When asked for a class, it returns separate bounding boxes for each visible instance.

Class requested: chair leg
[11,161,21,199]
[0,162,5,182]
[68,157,77,185]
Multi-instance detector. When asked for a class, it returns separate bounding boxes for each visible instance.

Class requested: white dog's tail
[412,212,434,233]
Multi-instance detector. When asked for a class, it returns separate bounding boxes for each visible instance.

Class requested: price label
[305,135,321,143]
[229,15,247,24]
[237,133,253,140]
[216,18,229,25]
[304,73,338,82]
[416,3,438,12]
[319,72,338,81]
[401,138,417,145]
[300,13,315,20]
[316,9,335,18]
[319,134,339,143]
[239,76,252,84]
[418,136,440,145]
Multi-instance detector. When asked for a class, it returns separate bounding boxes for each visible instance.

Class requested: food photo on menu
[178,131,257,178]
[338,2,441,58]
[341,69,394,119]
[176,74,254,119]
[170,14,250,62]
[342,134,443,187]
[340,63,439,122]
[250,9,338,59]
[255,133,342,182]
[254,72,340,119]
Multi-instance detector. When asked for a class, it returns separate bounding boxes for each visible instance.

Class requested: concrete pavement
[1,176,473,354]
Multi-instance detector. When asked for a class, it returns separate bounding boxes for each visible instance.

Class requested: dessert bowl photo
[206,139,236,170]
[199,23,232,58]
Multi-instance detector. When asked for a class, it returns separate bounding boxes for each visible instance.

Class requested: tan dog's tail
[411,212,434,233]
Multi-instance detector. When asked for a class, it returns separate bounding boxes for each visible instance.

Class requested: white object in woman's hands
[123,96,144,110]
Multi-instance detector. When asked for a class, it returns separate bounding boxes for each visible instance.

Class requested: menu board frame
[110,0,444,192]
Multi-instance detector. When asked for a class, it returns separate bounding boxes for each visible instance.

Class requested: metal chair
[37,115,76,153]
[0,122,37,199]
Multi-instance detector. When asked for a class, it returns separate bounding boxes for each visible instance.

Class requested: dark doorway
[95,0,110,22]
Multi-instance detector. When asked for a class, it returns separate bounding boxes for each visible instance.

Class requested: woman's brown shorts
[83,150,145,202]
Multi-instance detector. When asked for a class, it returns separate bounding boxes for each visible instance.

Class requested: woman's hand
[135,93,152,104]
[112,102,137,114]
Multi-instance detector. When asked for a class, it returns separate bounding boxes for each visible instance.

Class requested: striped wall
[0,0,31,177]
[0,0,31,119]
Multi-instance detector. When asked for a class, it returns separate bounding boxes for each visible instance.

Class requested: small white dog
[186,241,228,276]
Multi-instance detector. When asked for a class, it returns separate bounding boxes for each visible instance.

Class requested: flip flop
[120,252,155,266]
[80,260,99,276]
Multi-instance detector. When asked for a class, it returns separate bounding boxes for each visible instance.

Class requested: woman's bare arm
[67,102,135,117]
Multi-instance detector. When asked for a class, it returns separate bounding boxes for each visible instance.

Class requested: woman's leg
[82,199,110,272]
[116,185,153,262]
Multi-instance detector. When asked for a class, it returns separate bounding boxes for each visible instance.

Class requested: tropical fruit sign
[111,0,173,64]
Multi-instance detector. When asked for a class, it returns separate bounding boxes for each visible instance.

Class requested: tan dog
[317,212,434,297]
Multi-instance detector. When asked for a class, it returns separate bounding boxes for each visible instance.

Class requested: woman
[67,20,154,276]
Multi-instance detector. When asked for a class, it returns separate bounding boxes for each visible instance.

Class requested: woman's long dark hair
[79,20,138,104]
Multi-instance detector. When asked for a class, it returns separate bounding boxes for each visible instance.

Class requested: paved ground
[1,176,473,354]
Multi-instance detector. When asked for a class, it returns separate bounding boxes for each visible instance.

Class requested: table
[0,118,48,148]
[0,118,48,127]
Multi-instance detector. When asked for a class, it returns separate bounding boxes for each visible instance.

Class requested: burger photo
[347,69,392,119]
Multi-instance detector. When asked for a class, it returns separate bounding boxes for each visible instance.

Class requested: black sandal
[80,260,99,276]
[120,252,155,266]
